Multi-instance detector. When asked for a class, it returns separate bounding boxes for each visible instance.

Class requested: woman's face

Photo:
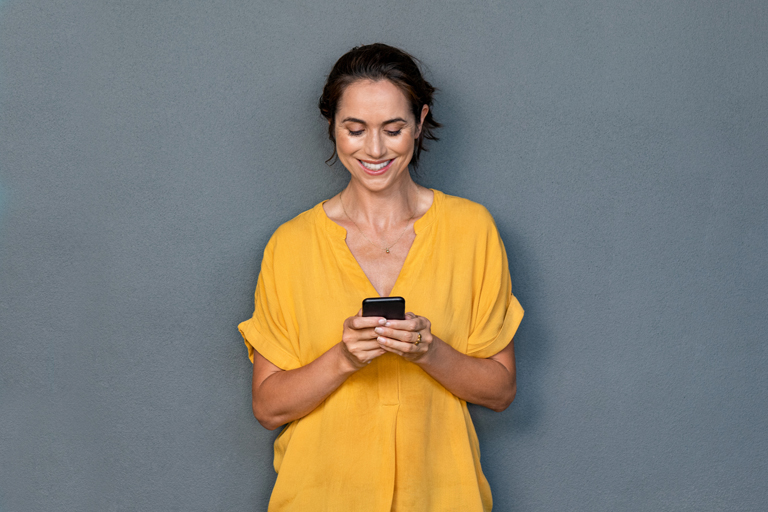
[334,79,428,191]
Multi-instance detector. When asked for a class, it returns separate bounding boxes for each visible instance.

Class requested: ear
[415,105,429,138]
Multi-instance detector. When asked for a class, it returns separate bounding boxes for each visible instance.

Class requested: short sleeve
[237,235,302,370]
[465,213,524,358]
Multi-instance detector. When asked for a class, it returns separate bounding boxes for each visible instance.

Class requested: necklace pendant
[385,248,390,253]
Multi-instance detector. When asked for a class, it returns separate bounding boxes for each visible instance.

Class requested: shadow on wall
[0,181,8,235]
[499,225,545,433]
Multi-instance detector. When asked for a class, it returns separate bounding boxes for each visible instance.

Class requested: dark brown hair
[318,43,440,169]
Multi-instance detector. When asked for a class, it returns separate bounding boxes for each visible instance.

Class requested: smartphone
[362,296,406,320]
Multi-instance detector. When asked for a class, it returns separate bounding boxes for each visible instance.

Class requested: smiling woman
[334,79,427,191]
[238,43,524,511]
[318,43,439,169]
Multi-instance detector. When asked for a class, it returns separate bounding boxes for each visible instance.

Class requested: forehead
[337,79,413,121]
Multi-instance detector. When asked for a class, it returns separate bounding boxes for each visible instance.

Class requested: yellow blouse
[239,190,523,511]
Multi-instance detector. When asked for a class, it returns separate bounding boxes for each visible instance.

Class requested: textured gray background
[1,1,766,511]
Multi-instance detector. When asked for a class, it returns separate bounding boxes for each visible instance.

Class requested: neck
[342,176,421,230]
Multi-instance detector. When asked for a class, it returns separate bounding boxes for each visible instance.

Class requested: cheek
[335,133,360,157]
[393,134,416,156]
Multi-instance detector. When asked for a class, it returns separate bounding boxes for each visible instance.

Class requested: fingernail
[375,327,383,334]
[385,322,391,327]
[378,337,386,344]
[378,318,386,325]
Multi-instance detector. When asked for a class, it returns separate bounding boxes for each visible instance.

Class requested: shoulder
[430,191,507,264]
[432,193,510,282]
[435,191,498,233]
[263,202,325,256]
[272,204,319,238]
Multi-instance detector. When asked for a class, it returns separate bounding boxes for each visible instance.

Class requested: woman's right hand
[339,310,387,370]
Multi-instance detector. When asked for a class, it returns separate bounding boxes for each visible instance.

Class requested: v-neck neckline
[318,189,441,298]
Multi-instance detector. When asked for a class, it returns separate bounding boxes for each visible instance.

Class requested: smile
[358,159,394,174]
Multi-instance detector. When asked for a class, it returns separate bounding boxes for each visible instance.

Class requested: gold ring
[414,332,422,346]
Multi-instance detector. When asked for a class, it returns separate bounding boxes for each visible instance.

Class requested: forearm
[253,343,355,430]
[415,337,516,412]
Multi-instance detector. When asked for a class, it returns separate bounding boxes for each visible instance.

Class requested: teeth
[360,160,392,171]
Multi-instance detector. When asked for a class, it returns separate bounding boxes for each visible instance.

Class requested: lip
[357,158,395,176]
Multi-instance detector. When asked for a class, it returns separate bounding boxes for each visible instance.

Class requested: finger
[349,327,381,340]
[349,315,387,329]
[354,345,387,364]
[374,326,417,343]
[379,344,405,357]
[376,320,428,342]
[360,327,381,340]
[381,319,414,331]
[383,316,426,331]
[342,327,378,346]
[377,336,423,354]
[350,309,386,326]
[349,339,386,351]
[370,348,386,359]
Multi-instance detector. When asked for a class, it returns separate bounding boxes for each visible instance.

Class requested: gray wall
[1,1,766,510]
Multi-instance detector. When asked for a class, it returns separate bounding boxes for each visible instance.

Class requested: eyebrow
[339,117,409,125]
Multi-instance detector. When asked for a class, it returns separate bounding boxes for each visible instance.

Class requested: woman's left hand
[376,312,517,411]
[374,312,434,362]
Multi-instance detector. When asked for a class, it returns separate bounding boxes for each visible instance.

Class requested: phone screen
[362,297,406,320]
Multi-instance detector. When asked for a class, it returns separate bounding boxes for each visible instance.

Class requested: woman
[239,43,524,511]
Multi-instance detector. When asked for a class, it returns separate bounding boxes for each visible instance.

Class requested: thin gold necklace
[340,191,416,254]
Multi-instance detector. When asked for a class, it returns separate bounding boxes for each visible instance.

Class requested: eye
[385,129,402,136]
[348,129,364,137]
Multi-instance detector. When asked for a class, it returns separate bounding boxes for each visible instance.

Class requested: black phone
[362,296,406,320]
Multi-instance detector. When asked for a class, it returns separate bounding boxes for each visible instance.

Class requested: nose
[365,130,387,160]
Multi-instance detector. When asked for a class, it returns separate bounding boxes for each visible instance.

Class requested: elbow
[256,415,281,431]
[253,401,283,431]
[490,382,516,413]
[259,419,282,431]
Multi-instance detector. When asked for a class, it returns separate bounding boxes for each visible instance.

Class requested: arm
[252,312,387,430]
[373,314,516,412]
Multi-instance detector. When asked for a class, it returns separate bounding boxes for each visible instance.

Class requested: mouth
[358,159,394,175]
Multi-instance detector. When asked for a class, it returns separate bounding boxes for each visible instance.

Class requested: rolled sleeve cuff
[466,294,524,358]
[238,317,302,370]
